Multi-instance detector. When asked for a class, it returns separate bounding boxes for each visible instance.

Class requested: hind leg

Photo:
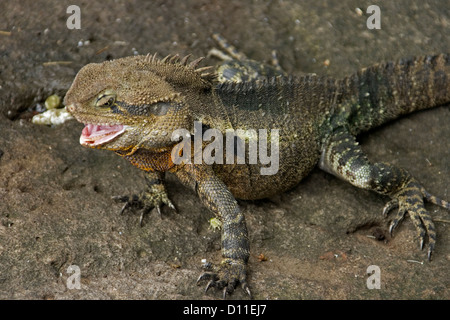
[320,127,449,259]
[208,33,286,83]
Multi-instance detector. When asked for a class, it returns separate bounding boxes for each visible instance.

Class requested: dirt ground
[0,0,448,300]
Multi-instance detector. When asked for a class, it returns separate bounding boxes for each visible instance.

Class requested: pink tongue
[80,124,125,146]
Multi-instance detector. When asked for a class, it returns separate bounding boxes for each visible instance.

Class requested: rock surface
[0,0,448,299]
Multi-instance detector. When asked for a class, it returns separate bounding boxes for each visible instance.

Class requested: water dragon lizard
[63,35,449,298]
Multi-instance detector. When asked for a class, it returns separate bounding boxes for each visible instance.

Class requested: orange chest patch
[116,148,176,172]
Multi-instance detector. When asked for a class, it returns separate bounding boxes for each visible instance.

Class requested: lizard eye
[95,93,116,108]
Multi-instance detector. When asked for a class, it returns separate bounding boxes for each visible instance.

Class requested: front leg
[319,127,449,259]
[113,171,176,226]
[173,164,251,298]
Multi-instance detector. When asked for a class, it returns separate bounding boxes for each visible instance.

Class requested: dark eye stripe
[115,101,182,116]
[110,103,125,115]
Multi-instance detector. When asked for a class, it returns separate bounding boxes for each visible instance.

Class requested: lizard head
[64,54,215,154]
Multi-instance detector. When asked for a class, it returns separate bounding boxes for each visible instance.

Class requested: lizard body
[64,47,449,298]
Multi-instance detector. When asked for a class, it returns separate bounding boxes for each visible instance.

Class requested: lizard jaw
[80,123,128,146]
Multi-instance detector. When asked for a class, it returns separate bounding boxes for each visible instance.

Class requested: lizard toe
[112,185,176,225]
[385,180,439,260]
[197,258,250,299]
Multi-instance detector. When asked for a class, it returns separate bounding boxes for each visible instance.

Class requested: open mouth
[80,123,126,146]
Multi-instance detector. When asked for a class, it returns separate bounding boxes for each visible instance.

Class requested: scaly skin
[64,48,450,298]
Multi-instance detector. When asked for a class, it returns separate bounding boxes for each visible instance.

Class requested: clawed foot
[382,179,449,260]
[197,258,251,299]
[113,183,176,226]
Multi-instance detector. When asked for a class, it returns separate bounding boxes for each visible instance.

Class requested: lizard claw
[197,258,251,299]
[382,179,443,261]
[203,279,216,293]
[166,200,177,212]
[112,184,176,226]
[387,207,406,236]
[242,282,252,299]
[119,200,129,216]
[382,199,399,217]
[139,210,145,227]
[112,194,140,215]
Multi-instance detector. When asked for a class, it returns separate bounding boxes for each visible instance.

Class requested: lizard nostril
[66,104,76,112]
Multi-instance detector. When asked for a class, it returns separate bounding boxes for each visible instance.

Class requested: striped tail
[340,54,450,134]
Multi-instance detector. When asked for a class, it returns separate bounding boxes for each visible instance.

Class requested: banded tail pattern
[339,53,450,134]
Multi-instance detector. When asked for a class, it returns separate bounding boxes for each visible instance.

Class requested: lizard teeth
[80,123,126,146]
